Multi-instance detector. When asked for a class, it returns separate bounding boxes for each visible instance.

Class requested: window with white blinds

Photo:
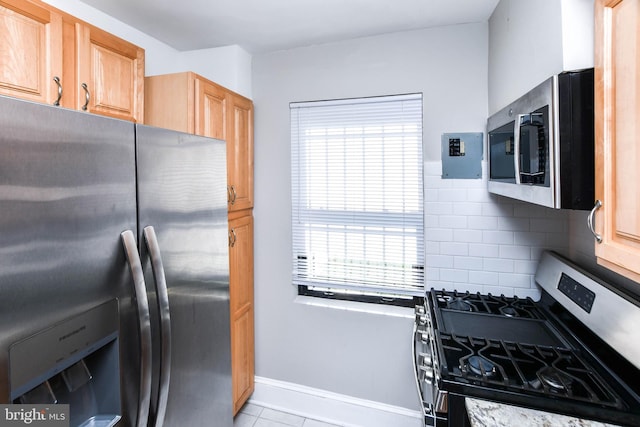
[290,94,424,302]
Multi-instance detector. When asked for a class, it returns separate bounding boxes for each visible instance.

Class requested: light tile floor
[234,403,342,427]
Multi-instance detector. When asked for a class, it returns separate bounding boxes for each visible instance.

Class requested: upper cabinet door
[594,0,640,282]
[0,0,62,104]
[195,78,226,140]
[74,23,144,122]
[227,94,254,212]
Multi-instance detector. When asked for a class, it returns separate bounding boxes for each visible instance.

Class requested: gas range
[413,251,640,427]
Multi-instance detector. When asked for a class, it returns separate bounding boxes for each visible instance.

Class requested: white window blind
[290,93,424,298]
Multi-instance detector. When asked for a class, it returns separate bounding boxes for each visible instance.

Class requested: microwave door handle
[513,114,526,184]
[143,226,172,427]
[121,230,152,427]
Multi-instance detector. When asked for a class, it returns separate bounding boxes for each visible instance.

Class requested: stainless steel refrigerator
[0,95,232,427]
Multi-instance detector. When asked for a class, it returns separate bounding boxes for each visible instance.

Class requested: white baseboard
[248,376,423,427]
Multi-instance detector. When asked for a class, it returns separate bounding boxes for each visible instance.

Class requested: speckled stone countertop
[465,398,620,427]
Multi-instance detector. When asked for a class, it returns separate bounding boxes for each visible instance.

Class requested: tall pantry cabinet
[145,71,255,414]
[593,0,640,283]
[0,0,144,122]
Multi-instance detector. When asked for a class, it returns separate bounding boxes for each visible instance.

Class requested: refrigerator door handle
[121,230,152,427]
[143,226,172,427]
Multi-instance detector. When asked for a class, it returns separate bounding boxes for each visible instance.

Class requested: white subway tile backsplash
[424,189,439,202]
[453,202,483,216]
[424,214,440,229]
[454,256,484,271]
[440,242,469,256]
[481,202,514,217]
[498,272,532,288]
[425,175,453,189]
[440,268,469,283]
[483,258,514,273]
[497,217,530,232]
[429,228,455,242]
[482,230,514,245]
[422,161,573,295]
[514,231,547,246]
[469,270,500,286]
[514,260,539,275]
[425,201,453,216]
[454,229,483,243]
[498,245,532,260]
[467,188,493,202]
[468,243,500,258]
[438,188,468,202]
[424,161,442,176]
[516,287,543,301]
[468,216,498,230]
[425,254,454,269]
[530,218,568,233]
[439,215,468,229]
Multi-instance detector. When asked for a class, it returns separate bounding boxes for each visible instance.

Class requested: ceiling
[78,0,499,54]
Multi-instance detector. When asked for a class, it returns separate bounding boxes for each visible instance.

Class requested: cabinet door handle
[53,77,62,106]
[229,228,237,247]
[81,83,90,111]
[229,185,237,205]
[588,200,602,243]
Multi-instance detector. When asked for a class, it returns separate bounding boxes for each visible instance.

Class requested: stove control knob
[419,352,433,368]
[417,314,427,325]
[420,330,430,343]
[415,305,426,315]
[423,368,434,385]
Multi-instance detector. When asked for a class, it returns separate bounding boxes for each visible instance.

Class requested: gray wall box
[441,132,483,179]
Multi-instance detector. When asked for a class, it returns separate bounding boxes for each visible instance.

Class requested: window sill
[294,295,414,319]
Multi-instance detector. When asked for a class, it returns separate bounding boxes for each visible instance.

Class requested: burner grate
[432,290,546,319]
[439,334,624,409]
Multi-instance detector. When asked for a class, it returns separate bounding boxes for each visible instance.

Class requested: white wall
[252,21,574,413]
[41,0,252,97]
[252,23,490,411]
[488,0,594,114]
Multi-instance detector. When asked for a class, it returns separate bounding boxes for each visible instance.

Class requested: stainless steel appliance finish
[487,69,594,209]
[413,251,640,427]
[0,95,232,426]
[0,95,138,426]
[136,125,231,427]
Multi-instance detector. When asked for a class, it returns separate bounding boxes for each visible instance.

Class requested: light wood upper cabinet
[0,0,144,122]
[196,78,226,140]
[72,22,144,122]
[145,72,254,211]
[0,0,62,104]
[594,0,640,283]
[227,93,254,212]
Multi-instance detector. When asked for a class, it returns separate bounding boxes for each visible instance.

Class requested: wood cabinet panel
[1,0,144,122]
[196,79,226,140]
[228,212,254,414]
[594,0,640,282]
[75,23,144,122]
[0,0,62,104]
[227,94,254,212]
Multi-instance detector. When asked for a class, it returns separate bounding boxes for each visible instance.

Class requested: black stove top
[426,288,640,426]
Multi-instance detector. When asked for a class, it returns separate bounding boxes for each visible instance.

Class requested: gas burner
[467,355,497,377]
[538,367,572,392]
[446,297,474,312]
[500,306,519,317]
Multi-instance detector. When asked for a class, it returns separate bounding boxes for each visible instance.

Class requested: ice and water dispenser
[9,299,121,427]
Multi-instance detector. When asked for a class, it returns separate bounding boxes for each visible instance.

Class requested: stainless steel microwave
[487,69,594,209]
